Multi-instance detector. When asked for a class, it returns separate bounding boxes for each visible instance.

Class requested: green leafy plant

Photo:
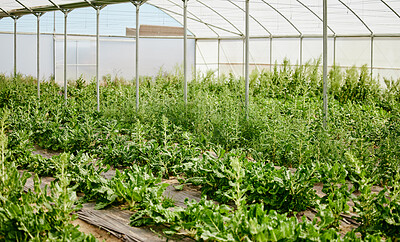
[94,165,169,210]
[0,113,95,241]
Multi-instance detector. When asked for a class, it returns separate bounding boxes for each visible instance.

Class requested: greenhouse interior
[1,0,400,241]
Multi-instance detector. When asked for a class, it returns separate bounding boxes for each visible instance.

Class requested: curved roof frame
[226,0,272,37]
[163,0,219,37]
[194,0,243,36]
[337,0,373,35]
[147,3,241,37]
[296,0,336,36]
[151,1,203,37]
[0,0,399,38]
[260,0,302,37]
[0,7,11,17]
[380,0,400,19]
[15,0,40,16]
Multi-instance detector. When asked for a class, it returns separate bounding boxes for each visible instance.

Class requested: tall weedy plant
[0,108,9,185]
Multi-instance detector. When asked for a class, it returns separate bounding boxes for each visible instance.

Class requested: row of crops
[1,60,400,241]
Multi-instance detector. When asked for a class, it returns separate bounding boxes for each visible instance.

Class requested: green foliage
[331,65,380,103]
[0,117,95,241]
[0,62,399,241]
[317,161,353,229]
[94,165,170,210]
[350,154,400,240]
[180,150,318,212]
[130,196,381,241]
[0,168,96,241]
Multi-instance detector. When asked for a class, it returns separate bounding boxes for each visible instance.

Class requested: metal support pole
[75,41,78,79]
[333,35,336,66]
[323,0,328,128]
[96,8,100,112]
[269,36,272,71]
[86,2,105,112]
[135,4,140,111]
[37,15,41,99]
[217,38,220,78]
[183,0,188,104]
[299,36,303,67]
[13,17,17,78]
[370,36,374,79]
[242,39,245,77]
[64,11,68,101]
[53,12,56,79]
[245,0,250,118]
[194,39,197,81]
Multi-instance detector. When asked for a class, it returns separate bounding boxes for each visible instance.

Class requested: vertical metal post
[333,35,336,66]
[299,36,303,67]
[13,17,17,78]
[37,15,40,99]
[245,0,250,118]
[64,11,68,101]
[75,41,78,80]
[135,4,140,111]
[96,8,100,112]
[370,36,374,79]
[194,38,197,81]
[183,0,188,104]
[217,38,220,78]
[53,12,56,79]
[269,36,272,71]
[242,39,245,77]
[323,0,328,128]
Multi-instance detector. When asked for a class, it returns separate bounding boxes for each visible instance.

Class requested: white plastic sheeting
[0,32,195,83]
[0,32,53,78]
[196,36,400,81]
[54,35,195,83]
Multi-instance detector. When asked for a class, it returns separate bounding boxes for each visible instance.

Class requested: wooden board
[77,203,164,242]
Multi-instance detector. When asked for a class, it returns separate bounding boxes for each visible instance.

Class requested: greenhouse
[0,0,400,241]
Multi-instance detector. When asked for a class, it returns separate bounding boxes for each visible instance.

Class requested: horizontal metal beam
[2,31,400,40]
[196,33,400,40]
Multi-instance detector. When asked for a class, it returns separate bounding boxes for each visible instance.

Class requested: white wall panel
[335,37,371,67]
[196,40,218,74]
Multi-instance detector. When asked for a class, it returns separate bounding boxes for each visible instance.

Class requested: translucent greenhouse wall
[0,32,54,79]
[196,37,400,84]
[0,32,195,84]
[0,32,399,84]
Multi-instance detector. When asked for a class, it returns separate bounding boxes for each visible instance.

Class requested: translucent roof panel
[17,0,77,10]
[0,0,21,12]
[1,0,400,38]
[341,0,400,35]
[251,0,304,36]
